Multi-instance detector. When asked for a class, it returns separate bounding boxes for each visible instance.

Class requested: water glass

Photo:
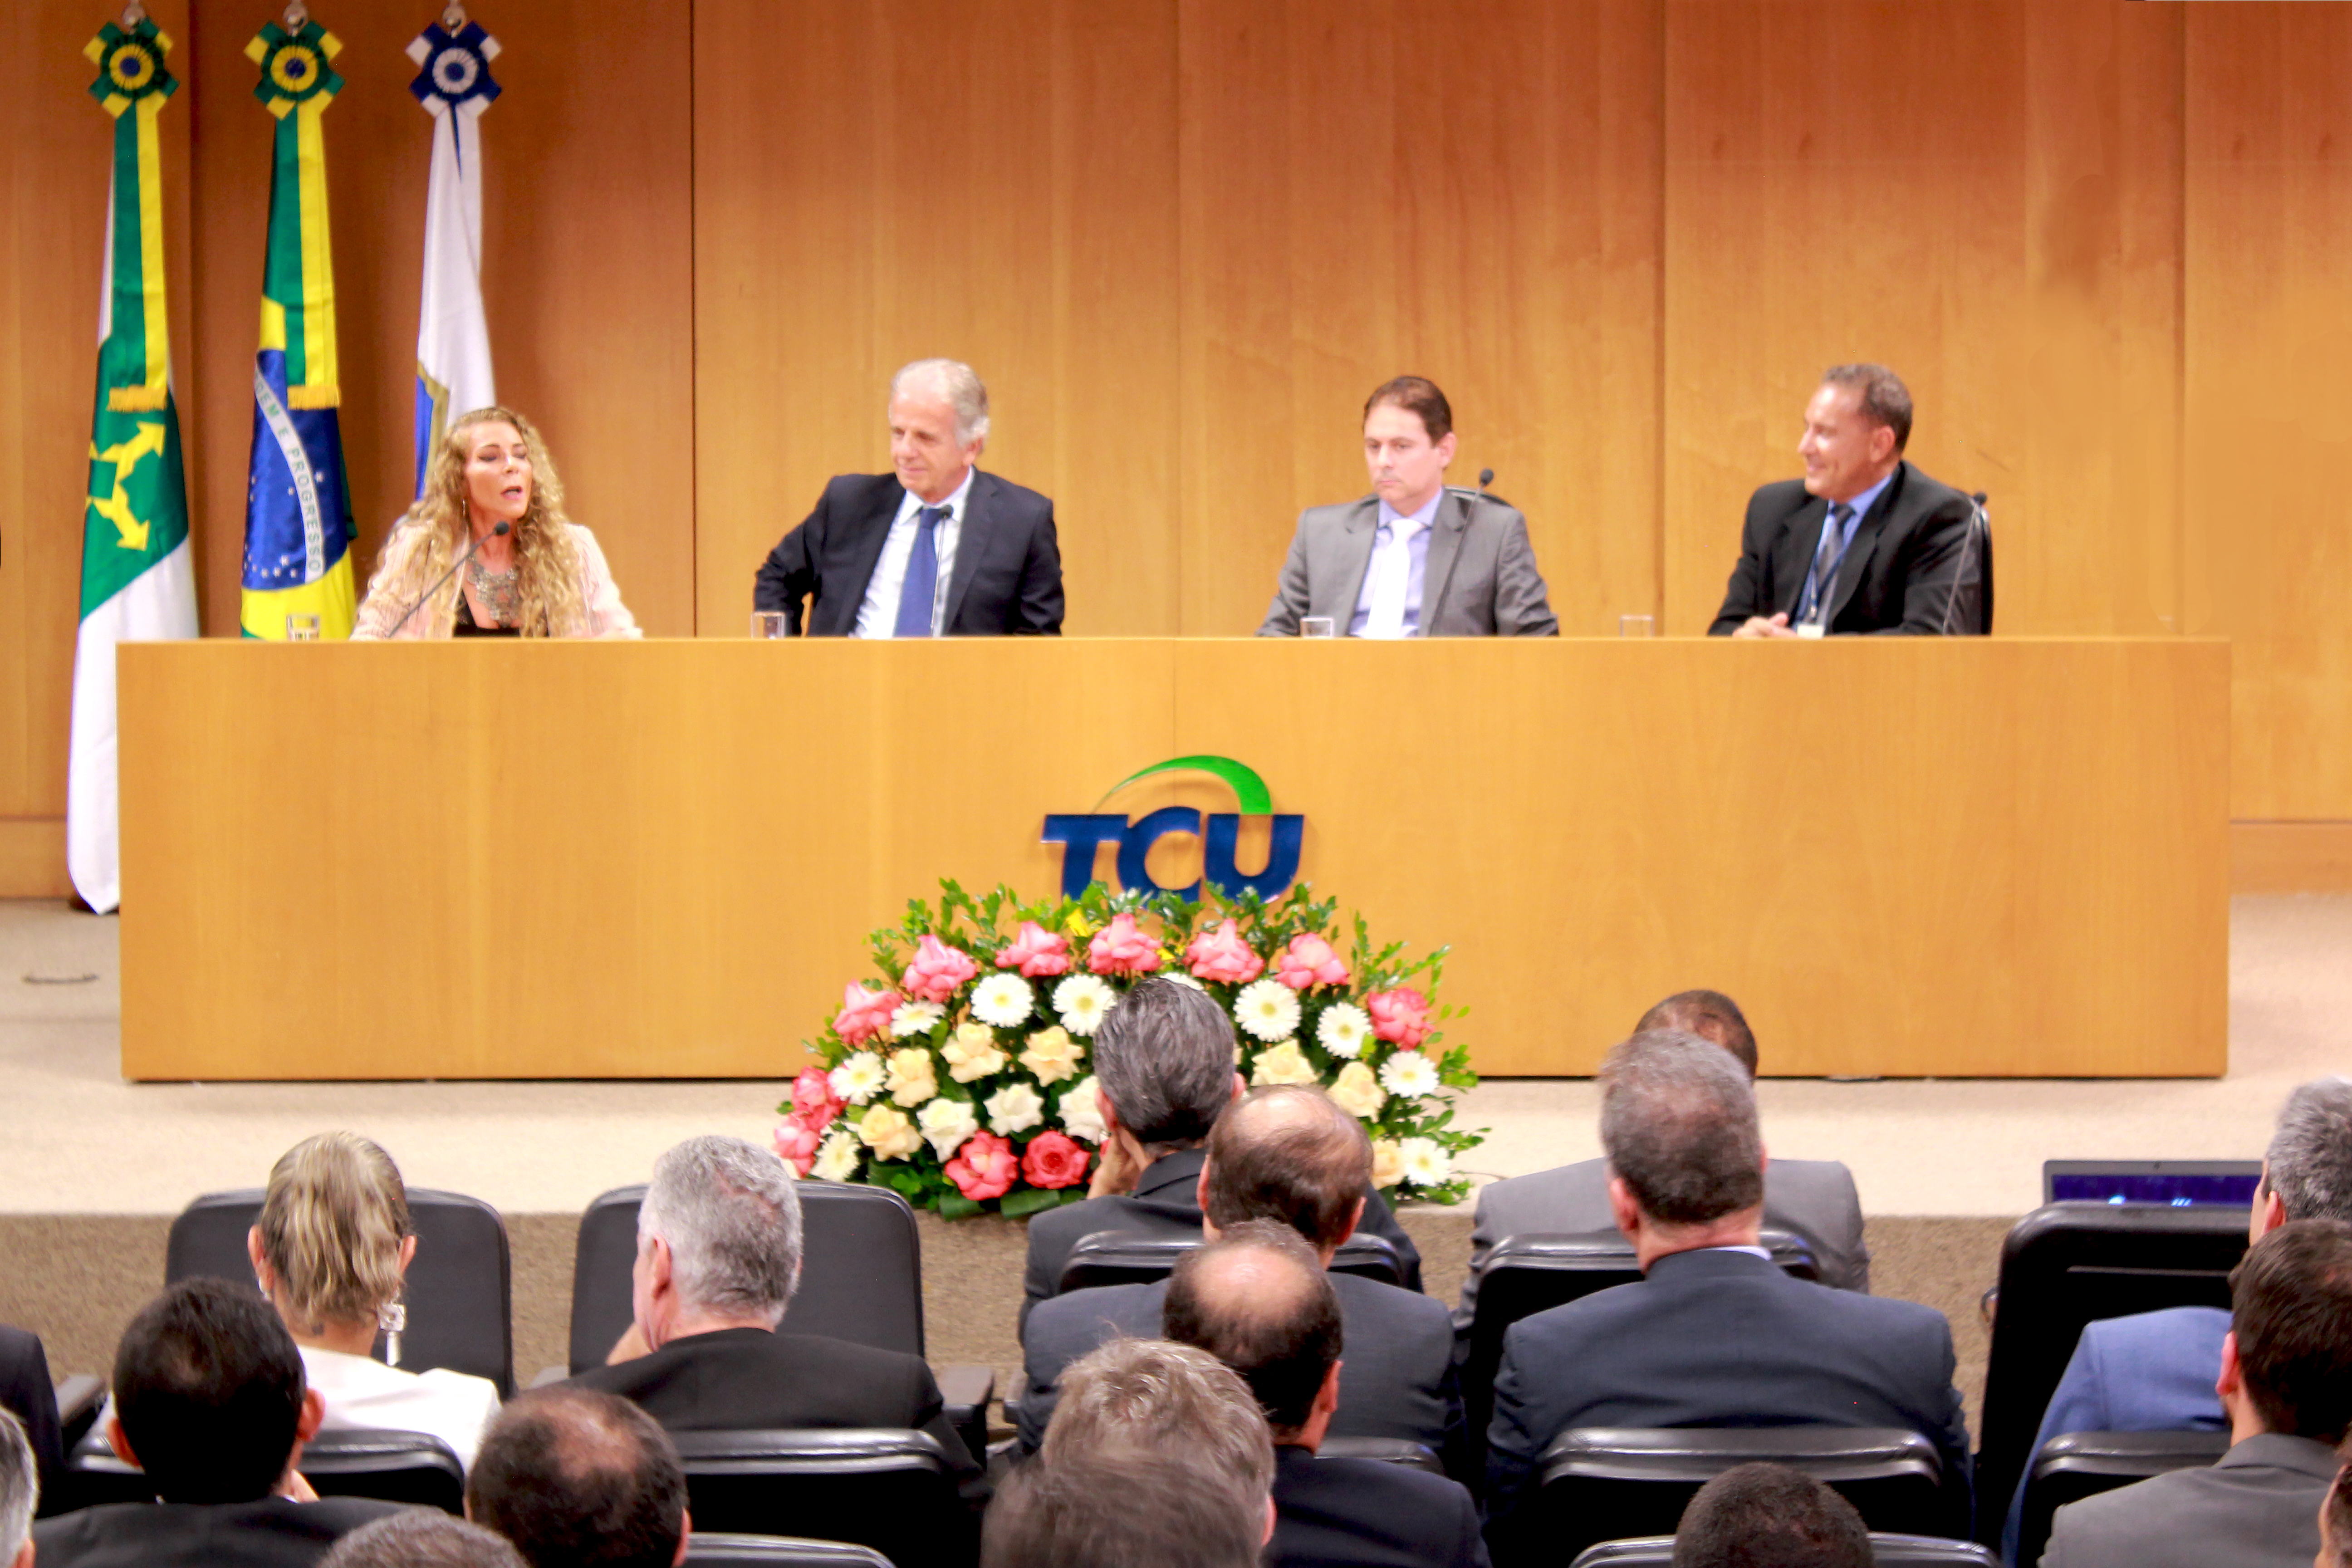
[750,612,788,640]
[285,614,321,642]
[1299,617,1337,639]
[1618,615,1655,638]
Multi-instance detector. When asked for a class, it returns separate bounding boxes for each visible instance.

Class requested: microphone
[1938,493,1989,636]
[383,520,509,638]
[1478,468,1494,496]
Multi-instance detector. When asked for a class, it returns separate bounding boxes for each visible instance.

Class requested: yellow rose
[1370,1138,1405,1189]
[858,1103,923,1161]
[886,1046,939,1107]
[1250,1040,1318,1087]
[1328,1060,1386,1119]
[942,1023,1008,1083]
[1021,1024,1084,1085]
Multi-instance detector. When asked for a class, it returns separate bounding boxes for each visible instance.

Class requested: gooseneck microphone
[1478,468,1495,495]
[383,520,510,638]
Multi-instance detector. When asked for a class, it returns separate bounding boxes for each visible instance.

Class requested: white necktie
[1363,517,1421,640]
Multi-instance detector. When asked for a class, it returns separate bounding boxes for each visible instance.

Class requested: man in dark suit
[466,1387,688,1568]
[32,1279,396,1568]
[753,358,1063,635]
[1459,989,1870,1333]
[564,1134,984,1506]
[1166,1223,1488,1568]
[2040,1220,2352,1568]
[1482,1030,1969,1538]
[1018,1084,1459,1459]
[1020,979,1422,1329]
[1710,364,1979,637]
[1673,1464,1872,1568]
[0,1326,59,1520]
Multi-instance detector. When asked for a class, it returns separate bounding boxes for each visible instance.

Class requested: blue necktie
[1798,502,1857,626]
[893,505,947,638]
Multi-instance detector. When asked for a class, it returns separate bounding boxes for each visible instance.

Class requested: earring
[378,1300,407,1367]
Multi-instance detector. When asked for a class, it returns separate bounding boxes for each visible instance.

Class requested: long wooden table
[117,637,2229,1080]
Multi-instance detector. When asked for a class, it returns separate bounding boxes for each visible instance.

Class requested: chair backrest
[1568,1534,1996,1568]
[63,1426,465,1516]
[568,1182,924,1373]
[1516,1427,1950,1566]
[686,1534,897,1568]
[1316,1437,1444,1474]
[1975,1204,2246,1537]
[1938,493,1993,635]
[669,1429,965,1568]
[1054,1229,1404,1295]
[167,1187,514,1396]
[2013,1429,2232,1568]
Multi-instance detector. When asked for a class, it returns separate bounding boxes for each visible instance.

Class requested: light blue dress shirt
[853,466,976,638]
[1348,489,1442,637]
[1795,469,1895,627]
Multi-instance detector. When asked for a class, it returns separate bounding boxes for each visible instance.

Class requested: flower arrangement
[774,880,1482,1218]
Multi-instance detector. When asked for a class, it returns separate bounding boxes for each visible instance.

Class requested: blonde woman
[245,1133,501,1469]
[353,407,637,639]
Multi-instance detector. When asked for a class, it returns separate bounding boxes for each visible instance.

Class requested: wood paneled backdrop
[5,0,2350,897]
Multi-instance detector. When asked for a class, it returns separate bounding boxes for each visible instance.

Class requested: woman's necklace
[465,553,522,627]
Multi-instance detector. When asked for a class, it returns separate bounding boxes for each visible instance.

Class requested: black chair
[1317,1437,1444,1474]
[1569,1534,1996,1567]
[62,1426,464,1515]
[54,1373,104,1456]
[1973,1204,2246,1542]
[1938,493,1993,635]
[1054,1230,1404,1293]
[167,1187,515,1396]
[2012,1429,2230,1568]
[687,1536,895,1568]
[670,1429,968,1568]
[1506,1427,1953,1566]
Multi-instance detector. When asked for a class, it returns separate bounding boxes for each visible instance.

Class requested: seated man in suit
[320,1511,525,1568]
[2041,1220,2352,1568]
[1483,1030,1969,1536]
[2321,1464,2352,1568]
[466,1387,687,1568]
[752,357,1063,635]
[2004,1076,2352,1562]
[2,1408,34,1568]
[1257,377,1556,638]
[1019,1084,1459,1458]
[1710,363,1978,637]
[0,1326,59,1520]
[1021,978,1422,1328]
[1165,1222,1489,1568]
[1673,1464,1872,1568]
[564,1134,983,1505]
[1461,989,1869,1334]
[32,1279,397,1568]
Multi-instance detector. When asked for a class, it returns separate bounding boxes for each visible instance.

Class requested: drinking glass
[1617,615,1656,638]
[285,614,321,642]
[1299,617,1337,639]
[750,612,788,640]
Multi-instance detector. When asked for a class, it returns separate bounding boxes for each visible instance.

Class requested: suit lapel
[941,471,992,632]
[1333,500,1381,620]
[1779,498,1831,619]
[1824,464,1906,627]
[840,477,907,634]
[1417,492,1470,637]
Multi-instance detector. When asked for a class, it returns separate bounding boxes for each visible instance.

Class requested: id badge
[1795,622,1826,640]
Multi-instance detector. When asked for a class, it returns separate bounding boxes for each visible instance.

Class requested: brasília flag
[69,17,200,916]
[407,17,501,495]
[239,16,356,641]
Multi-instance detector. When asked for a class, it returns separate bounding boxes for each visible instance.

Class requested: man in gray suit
[1257,377,1557,638]
[1458,990,1868,1331]
[1018,1086,1459,1463]
[2040,1219,2352,1568]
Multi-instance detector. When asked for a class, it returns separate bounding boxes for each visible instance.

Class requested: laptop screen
[2044,1160,2263,1209]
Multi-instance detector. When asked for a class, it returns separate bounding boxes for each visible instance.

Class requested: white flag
[407,19,500,493]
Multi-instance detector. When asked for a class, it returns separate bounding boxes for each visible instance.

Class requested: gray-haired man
[1,1408,34,1568]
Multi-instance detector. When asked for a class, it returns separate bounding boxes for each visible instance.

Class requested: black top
[32,1496,399,1568]
[451,594,519,637]
[1271,1444,1490,1568]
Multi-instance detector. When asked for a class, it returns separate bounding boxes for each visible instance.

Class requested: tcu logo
[1042,756,1304,901]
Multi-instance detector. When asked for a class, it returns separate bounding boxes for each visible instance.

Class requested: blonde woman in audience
[246,1132,502,1470]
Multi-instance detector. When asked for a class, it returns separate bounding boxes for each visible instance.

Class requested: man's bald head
[1203,1086,1369,1250]
[1163,1220,1342,1436]
[1635,990,1757,1078]
[466,1387,686,1568]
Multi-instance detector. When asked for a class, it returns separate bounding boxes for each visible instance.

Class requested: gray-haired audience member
[1461,988,1870,1335]
[1019,1084,1458,1455]
[565,1135,983,1501]
[1164,1222,1489,1568]
[1020,980,1423,1327]
[1,1408,34,1568]
[986,1449,1268,1568]
[320,1510,527,1568]
[1672,1464,1872,1568]
[1483,1032,1968,1539]
[466,1387,686,1568]
[1042,1338,1276,1500]
[2041,1220,2352,1568]
[2004,1076,2352,1562]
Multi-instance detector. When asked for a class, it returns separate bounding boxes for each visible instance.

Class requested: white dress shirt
[852,467,977,638]
[1352,488,1443,638]
[299,1344,502,1471]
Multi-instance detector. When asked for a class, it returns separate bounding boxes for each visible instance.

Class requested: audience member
[2317,1460,2352,1568]
[1482,1031,1969,1535]
[2005,1077,2352,1561]
[249,1132,503,1469]
[0,1327,60,1519]
[1022,980,1422,1326]
[319,1510,527,1568]
[1461,990,1868,1333]
[1671,1463,1872,1568]
[563,1135,983,1502]
[466,1388,686,1568]
[1,1408,34,1568]
[1019,1085,1458,1456]
[1166,1222,1488,1568]
[33,1278,396,1568]
[1041,1337,1277,1495]
[2042,1219,2352,1568]
[985,1449,1268,1568]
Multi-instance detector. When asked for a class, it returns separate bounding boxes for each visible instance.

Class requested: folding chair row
[1569,1534,1997,1567]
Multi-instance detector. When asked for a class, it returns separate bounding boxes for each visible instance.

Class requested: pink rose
[1275,934,1351,991]
[1367,987,1433,1049]
[1086,912,1162,976]
[945,1130,1019,1201]
[995,920,1073,978]
[1020,1130,1092,1190]
[1185,920,1265,985]
[772,1119,821,1177]
[833,983,899,1047]
[789,1066,844,1129]
[901,935,980,1004]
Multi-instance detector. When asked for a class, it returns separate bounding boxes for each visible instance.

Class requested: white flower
[813,1129,862,1183]
[1328,1060,1386,1119]
[829,1051,886,1106]
[917,1097,981,1161]
[886,1046,939,1107]
[1370,1138,1404,1189]
[1378,1050,1441,1098]
[1058,1076,1107,1143]
[858,1103,924,1161]
[1053,974,1117,1037]
[1250,1039,1319,1087]
[970,973,1036,1028]
[942,1022,1009,1083]
[986,1080,1047,1135]
[1235,978,1303,1042]
[1316,1002,1373,1058]
[1397,1137,1452,1187]
[889,1000,946,1039]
